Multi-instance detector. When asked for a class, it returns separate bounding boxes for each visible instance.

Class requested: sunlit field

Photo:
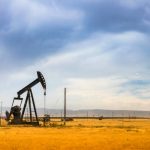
[0,119,150,150]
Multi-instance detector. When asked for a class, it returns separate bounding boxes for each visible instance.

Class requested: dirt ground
[0,119,150,150]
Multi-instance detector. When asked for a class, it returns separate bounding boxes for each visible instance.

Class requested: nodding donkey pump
[6,71,46,125]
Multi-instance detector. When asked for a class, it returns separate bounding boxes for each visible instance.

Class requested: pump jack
[6,71,46,125]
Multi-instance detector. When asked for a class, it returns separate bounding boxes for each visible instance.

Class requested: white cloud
[1,31,150,110]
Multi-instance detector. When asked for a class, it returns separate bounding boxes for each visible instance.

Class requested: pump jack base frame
[21,89,39,125]
[8,89,40,126]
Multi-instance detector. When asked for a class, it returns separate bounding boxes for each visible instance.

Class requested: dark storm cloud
[0,0,150,69]
[0,0,82,68]
[83,3,146,32]
[1,25,74,60]
[56,0,150,33]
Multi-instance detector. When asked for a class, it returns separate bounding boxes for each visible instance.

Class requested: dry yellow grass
[0,119,150,150]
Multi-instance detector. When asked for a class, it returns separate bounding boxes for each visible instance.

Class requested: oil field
[1,0,150,150]
[0,71,150,150]
[0,119,150,150]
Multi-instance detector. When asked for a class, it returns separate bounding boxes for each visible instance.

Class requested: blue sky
[0,0,150,110]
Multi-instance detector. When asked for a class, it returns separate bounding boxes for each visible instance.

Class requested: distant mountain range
[44,109,150,118]
[1,107,150,118]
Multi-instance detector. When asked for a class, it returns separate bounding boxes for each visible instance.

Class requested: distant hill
[43,109,150,118]
[2,107,150,118]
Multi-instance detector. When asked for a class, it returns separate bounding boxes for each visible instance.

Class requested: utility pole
[64,88,66,125]
[61,111,62,120]
[0,101,2,127]
[87,111,88,121]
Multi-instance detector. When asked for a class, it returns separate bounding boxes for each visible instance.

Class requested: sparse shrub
[50,122,59,127]
[78,123,84,127]
[99,116,103,120]
[0,119,8,127]
[61,117,74,121]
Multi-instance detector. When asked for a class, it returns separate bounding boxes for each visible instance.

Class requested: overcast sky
[0,0,150,110]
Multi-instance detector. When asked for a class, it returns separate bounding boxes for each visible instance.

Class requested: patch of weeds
[47,122,72,128]
[49,122,60,127]
[0,127,11,129]
[92,125,105,128]
[11,145,19,150]
[126,129,139,132]
[77,124,85,127]
[115,125,133,129]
